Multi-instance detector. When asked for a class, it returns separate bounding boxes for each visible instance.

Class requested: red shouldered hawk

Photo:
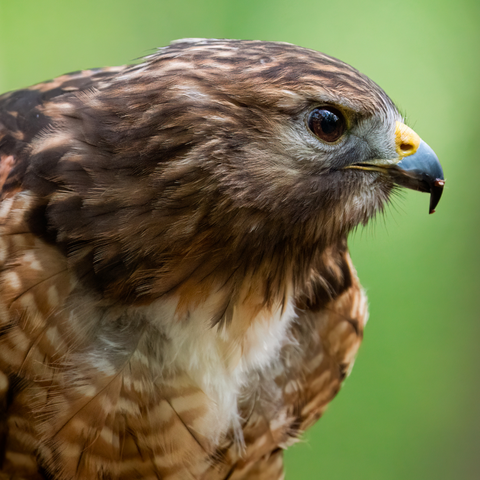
[0,39,444,479]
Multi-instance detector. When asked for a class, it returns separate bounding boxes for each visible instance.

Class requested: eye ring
[307,106,346,143]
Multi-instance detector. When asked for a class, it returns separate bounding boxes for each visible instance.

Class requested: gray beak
[392,140,445,214]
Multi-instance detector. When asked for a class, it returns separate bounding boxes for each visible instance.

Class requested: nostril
[400,143,413,152]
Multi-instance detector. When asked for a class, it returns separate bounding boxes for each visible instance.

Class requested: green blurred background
[0,0,478,478]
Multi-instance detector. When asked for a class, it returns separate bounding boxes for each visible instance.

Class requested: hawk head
[17,39,444,304]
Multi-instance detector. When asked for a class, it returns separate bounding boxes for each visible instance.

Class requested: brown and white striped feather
[0,193,366,479]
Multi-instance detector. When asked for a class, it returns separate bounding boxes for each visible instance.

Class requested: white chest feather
[142,291,297,443]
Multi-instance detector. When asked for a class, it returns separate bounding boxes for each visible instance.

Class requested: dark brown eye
[307,107,346,143]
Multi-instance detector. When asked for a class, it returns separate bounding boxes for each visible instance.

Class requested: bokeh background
[0,1,478,478]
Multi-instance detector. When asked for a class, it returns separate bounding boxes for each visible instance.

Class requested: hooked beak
[347,122,445,214]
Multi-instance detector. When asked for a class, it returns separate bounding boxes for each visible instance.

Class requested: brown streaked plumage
[0,39,443,479]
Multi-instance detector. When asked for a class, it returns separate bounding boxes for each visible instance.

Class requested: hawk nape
[0,39,444,479]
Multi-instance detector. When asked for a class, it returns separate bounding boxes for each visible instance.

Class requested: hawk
[0,39,444,479]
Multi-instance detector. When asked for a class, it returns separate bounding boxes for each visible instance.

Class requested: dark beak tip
[428,178,445,214]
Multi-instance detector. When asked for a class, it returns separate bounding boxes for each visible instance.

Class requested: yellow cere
[395,121,421,158]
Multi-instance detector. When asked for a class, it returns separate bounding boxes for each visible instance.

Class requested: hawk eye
[308,107,346,143]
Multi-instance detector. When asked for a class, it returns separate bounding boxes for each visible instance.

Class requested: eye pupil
[308,107,346,143]
[319,110,338,134]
